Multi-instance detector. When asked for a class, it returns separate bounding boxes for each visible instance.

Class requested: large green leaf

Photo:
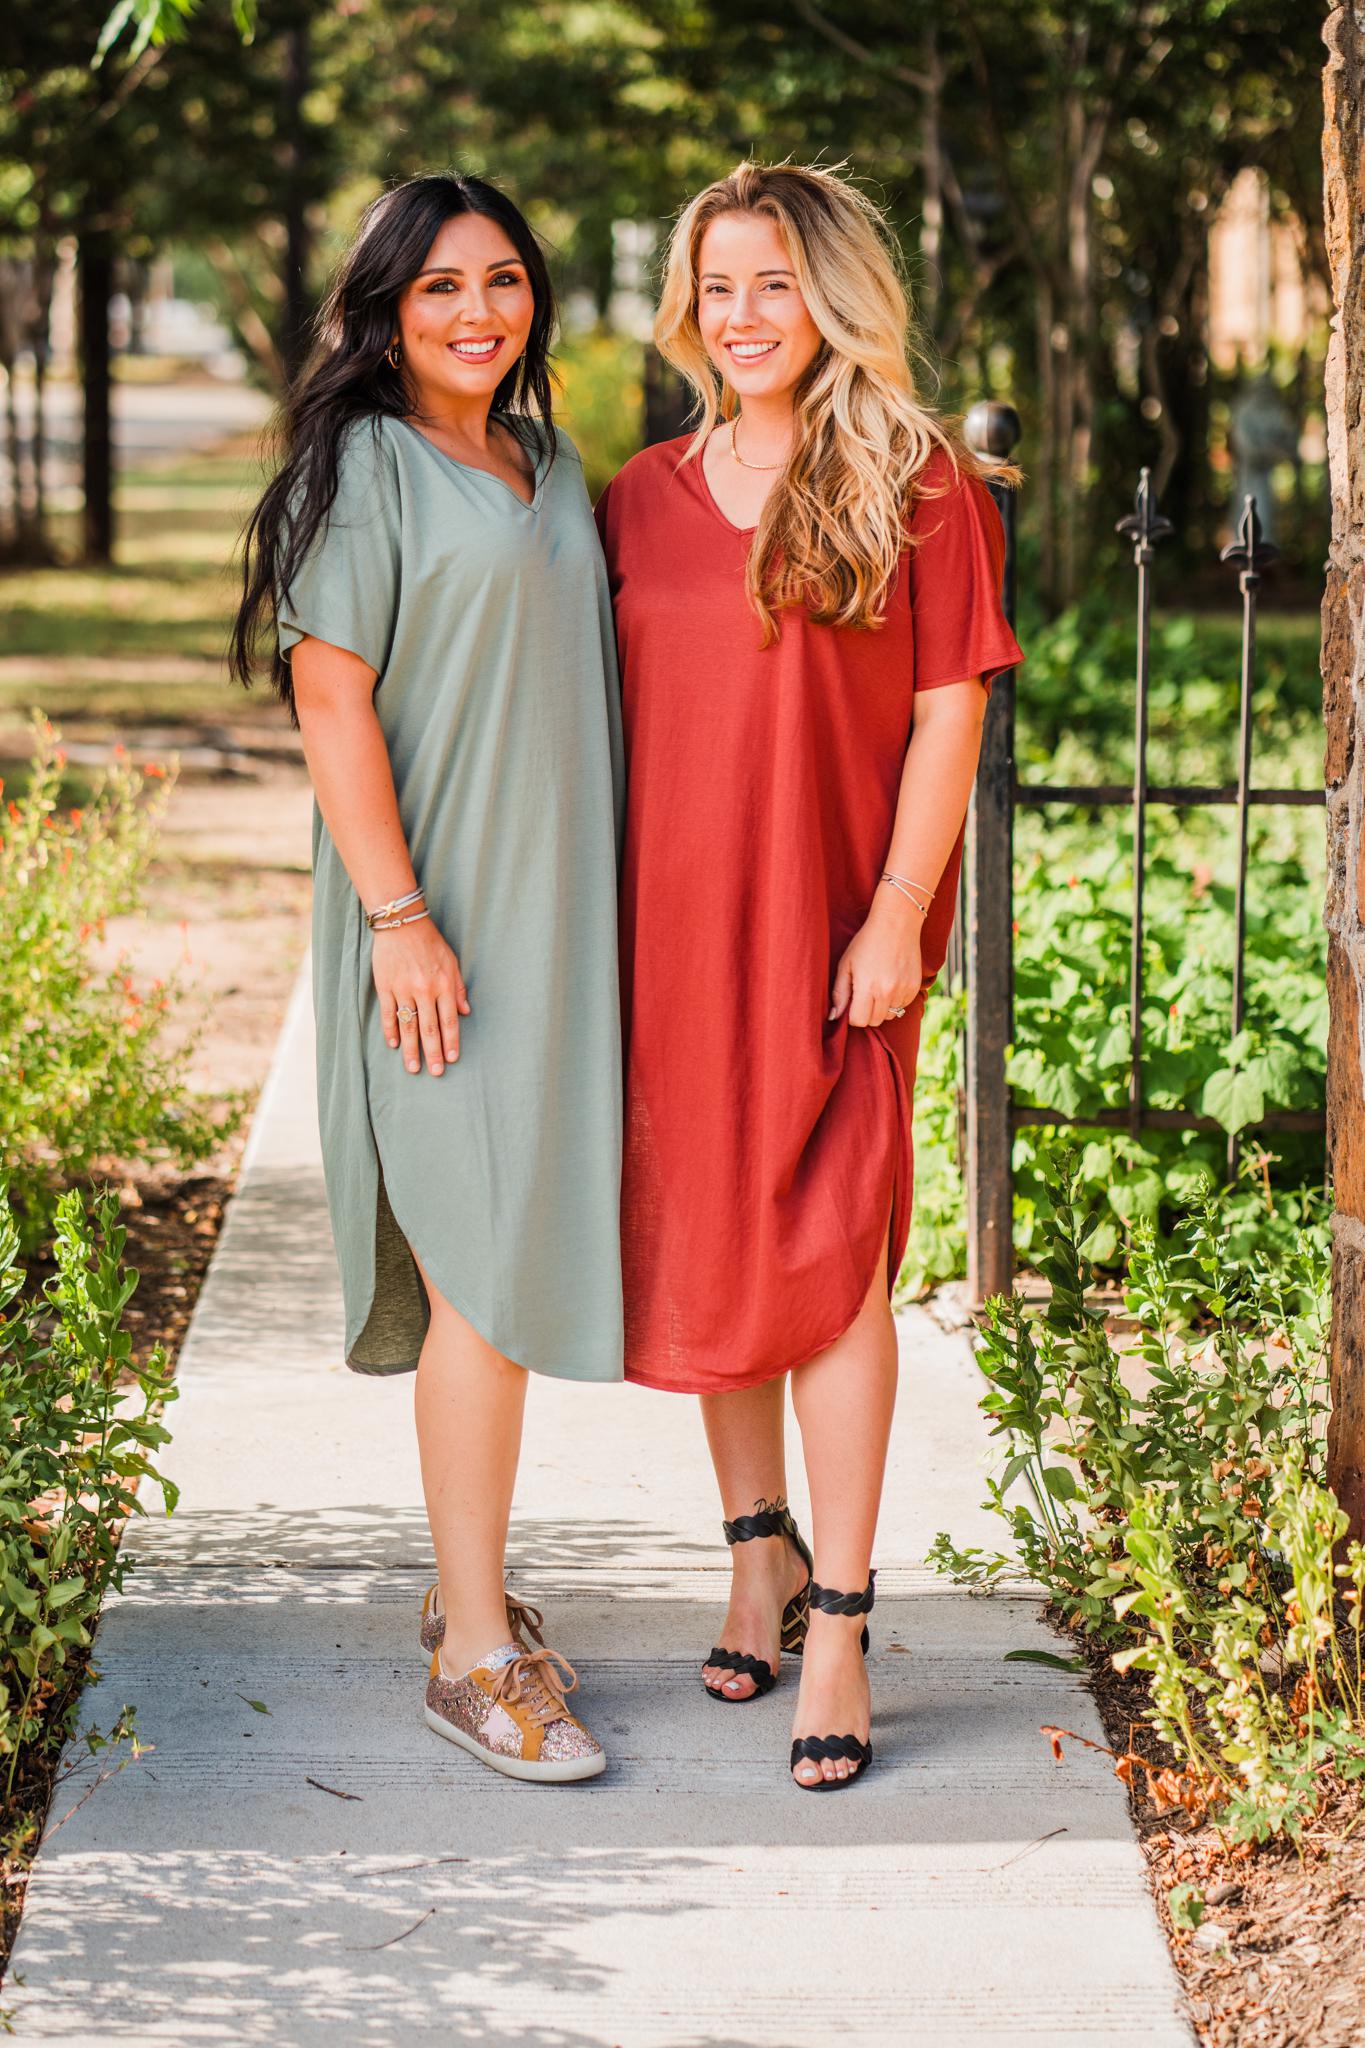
[1200,1066,1266,1133]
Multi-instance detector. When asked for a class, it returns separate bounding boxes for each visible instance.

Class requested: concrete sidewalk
[8,967,1191,2046]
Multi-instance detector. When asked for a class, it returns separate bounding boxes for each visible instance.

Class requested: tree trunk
[279,21,313,382]
[919,26,943,335]
[30,240,55,543]
[1035,280,1058,610]
[1323,4,1365,1538]
[78,228,114,566]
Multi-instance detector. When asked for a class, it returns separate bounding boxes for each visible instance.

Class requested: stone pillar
[1324,6,1365,1537]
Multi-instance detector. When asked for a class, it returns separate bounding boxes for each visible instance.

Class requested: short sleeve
[277,418,401,674]
[906,458,1024,695]
[593,475,615,558]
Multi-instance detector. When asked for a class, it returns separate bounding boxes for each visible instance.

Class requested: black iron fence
[955,405,1326,1302]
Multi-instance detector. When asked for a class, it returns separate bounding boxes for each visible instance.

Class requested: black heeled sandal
[703,1500,814,1702]
[789,1571,876,1790]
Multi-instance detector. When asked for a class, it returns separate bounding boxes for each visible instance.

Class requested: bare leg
[411,1250,529,1678]
[699,1376,810,1700]
[789,1232,897,1785]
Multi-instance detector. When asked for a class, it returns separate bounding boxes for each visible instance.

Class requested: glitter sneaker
[419,1585,545,1658]
[424,1642,606,1783]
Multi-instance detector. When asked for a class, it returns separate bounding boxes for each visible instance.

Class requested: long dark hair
[230,172,558,714]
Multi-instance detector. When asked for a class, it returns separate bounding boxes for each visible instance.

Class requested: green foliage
[900,821,1325,1293]
[900,599,1327,1294]
[897,981,967,1299]
[556,328,647,500]
[0,716,241,1253]
[1011,833,1325,1267]
[1167,1882,1205,1931]
[95,0,256,68]
[0,1177,177,1791]
[929,1155,1365,1843]
[1017,602,1325,784]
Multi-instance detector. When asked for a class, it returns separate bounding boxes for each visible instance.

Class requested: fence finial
[1220,495,1279,581]
[1116,468,1174,564]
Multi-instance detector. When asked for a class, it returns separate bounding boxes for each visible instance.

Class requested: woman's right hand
[373,918,471,1076]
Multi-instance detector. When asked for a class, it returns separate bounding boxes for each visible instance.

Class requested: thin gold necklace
[729,415,788,472]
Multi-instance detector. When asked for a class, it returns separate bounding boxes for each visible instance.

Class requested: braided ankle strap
[808,1571,876,1618]
[723,1498,798,1546]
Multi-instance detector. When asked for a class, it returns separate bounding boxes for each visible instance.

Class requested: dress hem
[623,1021,913,1397]
[347,1145,625,1386]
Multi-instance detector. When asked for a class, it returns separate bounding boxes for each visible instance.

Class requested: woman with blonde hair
[595,162,1022,1789]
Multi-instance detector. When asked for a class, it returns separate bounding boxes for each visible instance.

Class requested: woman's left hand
[829,892,924,1027]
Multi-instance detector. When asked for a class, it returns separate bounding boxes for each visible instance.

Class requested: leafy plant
[930,1154,1364,1842]
[0,715,241,1252]
[0,1177,177,1790]
[900,817,1325,1292]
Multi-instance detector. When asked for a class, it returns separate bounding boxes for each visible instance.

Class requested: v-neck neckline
[396,415,546,512]
[693,438,762,537]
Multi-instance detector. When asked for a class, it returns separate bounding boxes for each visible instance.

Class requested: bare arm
[291,636,470,1076]
[830,679,989,1027]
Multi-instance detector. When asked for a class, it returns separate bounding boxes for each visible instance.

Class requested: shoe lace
[486,1647,579,1728]
[506,1594,546,1647]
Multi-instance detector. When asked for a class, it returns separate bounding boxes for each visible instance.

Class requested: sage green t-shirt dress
[277,413,625,1381]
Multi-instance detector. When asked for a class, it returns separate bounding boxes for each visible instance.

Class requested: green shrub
[555,328,646,499]
[899,822,1325,1292]
[899,980,967,1299]
[0,716,240,1253]
[1011,833,1325,1268]
[1016,600,1324,785]
[0,1178,177,1792]
[929,1156,1365,1843]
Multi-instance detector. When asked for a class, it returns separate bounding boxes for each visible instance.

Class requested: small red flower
[69,807,84,826]
[143,762,167,779]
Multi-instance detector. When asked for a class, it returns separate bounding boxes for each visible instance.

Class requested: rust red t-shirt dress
[595,439,1023,1394]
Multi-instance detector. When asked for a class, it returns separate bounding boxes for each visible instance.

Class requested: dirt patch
[1071,1628,1365,2047]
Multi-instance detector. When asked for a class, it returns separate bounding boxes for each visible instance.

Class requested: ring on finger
[397,1003,418,1022]
[888,1006,906,1019]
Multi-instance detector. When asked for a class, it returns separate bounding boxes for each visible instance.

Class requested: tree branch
[788,0,932,99]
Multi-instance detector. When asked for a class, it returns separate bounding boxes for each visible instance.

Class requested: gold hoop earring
[386,339,401,370]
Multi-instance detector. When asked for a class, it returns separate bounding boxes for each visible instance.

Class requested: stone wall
[1324,6,1365,1535]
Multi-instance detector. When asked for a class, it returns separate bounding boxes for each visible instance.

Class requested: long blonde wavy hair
[656,161,983,643]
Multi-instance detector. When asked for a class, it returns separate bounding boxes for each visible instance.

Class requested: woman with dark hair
[231,172,623,1783]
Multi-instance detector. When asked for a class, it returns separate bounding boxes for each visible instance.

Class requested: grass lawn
[0,451,267,733]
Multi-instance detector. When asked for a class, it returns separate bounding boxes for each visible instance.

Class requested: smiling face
[394,210,537,411]
[695,210,824,405]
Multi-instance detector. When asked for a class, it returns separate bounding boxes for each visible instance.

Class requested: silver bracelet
[370,907,432,933]
[881,873,933,916]
[366,885,425,929]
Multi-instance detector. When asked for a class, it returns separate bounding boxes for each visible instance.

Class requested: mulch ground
[1072,1624,1365,2046]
